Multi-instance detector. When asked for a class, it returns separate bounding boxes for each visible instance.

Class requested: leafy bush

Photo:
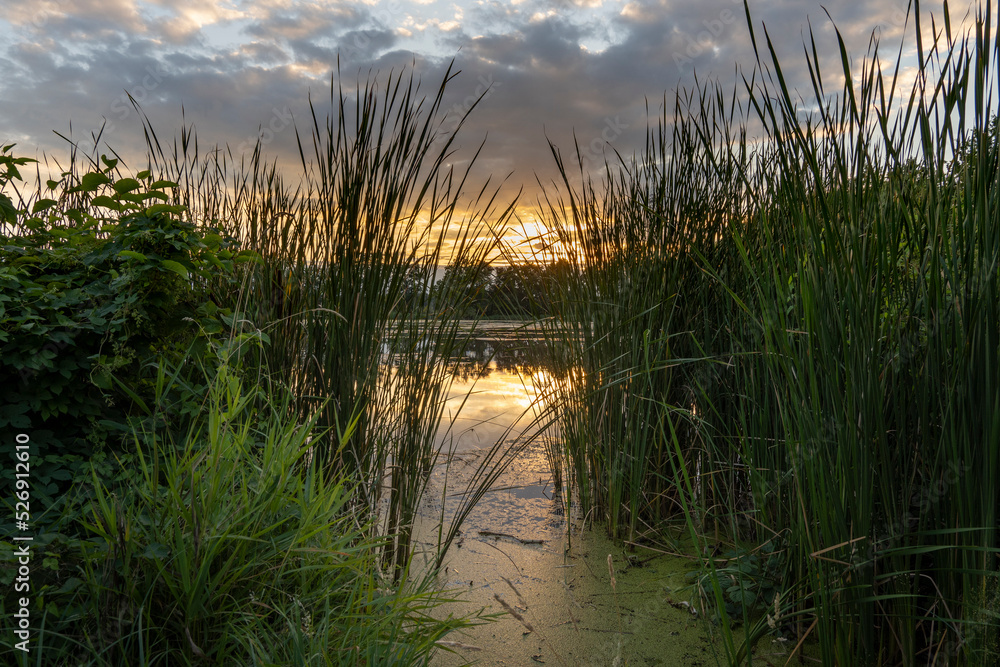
[690,538,787,628]
[0,145,255,507]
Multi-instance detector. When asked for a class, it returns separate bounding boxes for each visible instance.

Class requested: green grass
[4,3,999,663]
[0,337,487,665]
[131,62,519,579]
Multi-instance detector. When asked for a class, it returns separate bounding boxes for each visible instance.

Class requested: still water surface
[408,322,721,666]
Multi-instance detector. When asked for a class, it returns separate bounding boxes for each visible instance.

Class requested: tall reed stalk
[534,1,999,663]
[518,81,748,544]
[132,63,516,577]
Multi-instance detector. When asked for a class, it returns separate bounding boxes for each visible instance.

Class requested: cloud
[245,1,364,43]
[0,0,989,212]
[3,0,146,37]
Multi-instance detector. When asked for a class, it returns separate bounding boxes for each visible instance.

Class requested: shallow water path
[408,325,813,665]
[420,439,715,666]
[413,346,716,665]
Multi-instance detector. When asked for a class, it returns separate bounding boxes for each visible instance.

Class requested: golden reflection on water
[444,363,544,452]
[384,321,566,453]
[420,415,713,667]
[406,327,722,667]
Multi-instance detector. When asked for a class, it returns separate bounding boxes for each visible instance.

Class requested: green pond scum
[420,440,820,666]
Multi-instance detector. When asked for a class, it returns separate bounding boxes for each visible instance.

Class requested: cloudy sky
[0,0,988,225]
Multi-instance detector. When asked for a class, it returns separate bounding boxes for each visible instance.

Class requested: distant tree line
[414,259,576,318]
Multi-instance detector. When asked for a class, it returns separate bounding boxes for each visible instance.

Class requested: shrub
[0,146,255,507]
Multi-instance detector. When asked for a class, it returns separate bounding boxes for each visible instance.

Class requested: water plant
[530,1,1000,663]
[1,63,516,664]
[125,62,518,577]
[0,342,480,665]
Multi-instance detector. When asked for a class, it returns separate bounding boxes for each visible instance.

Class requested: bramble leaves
[0,144,242,479]
[160,259,190,278]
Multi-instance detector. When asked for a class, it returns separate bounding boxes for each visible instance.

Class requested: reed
[533,1,1000,663]
[130,62,517,577]
[0,342,481,665]
[517,79,746,545]
[1,61,521,664]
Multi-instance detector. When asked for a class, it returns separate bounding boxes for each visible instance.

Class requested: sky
[0,0,990,240]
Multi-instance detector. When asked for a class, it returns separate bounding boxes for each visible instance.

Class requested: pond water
[406,322,714,665]
[398,321,815,665]
[419,442,718,666]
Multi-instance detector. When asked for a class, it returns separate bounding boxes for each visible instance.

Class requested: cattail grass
[126,61,518,578]
[531,1,1000,663]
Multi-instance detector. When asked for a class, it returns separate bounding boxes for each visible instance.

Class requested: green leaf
[118,192,145,205]
[57,577,83,594]
[160,259,189,278]
[142,543,170,559]
[118,250,147,261]
[92,196,121,211]
[79,172,111,192]
[4,413,30,429]
[31,199,57,214]
[144,203,186,217]
[149,179,178,190]
[113,178,142,194]
[104,373,151,415]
